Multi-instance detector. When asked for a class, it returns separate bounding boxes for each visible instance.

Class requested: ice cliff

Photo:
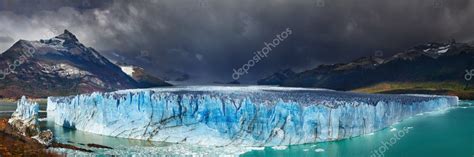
[46,86,458,146]
[9,96,40,136]
[10,96,53,145]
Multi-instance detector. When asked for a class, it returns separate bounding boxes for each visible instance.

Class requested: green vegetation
[352,82,474,100]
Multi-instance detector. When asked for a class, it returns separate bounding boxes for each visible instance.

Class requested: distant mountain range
[2,30,472,99]
[117,63,171,87]
[103,52,191,83]
[0,30,170,98]
[259,40,474,99]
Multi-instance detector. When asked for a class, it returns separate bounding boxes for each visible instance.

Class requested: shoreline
[0,118,95,156]
[0,119,62,156]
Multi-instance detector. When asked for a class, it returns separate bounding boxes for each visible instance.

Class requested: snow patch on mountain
[120,66,135,77]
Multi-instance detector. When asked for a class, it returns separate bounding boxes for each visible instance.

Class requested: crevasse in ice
[46,86,458,146]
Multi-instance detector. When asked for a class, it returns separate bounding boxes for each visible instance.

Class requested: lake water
[0,101,16,118]
[1,100,473,156]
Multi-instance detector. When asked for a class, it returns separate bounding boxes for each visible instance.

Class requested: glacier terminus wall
[46,86,458,146]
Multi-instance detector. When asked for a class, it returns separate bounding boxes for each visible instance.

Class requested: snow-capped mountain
[118,64,171,87]
[258,40,474,99]
[0,30,169,98]
[257,69,296,85]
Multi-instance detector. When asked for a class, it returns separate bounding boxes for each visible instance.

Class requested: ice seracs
[9,96,54,145]
[9,96,39,123]
[46,86,459,146]
[9,96,40,137]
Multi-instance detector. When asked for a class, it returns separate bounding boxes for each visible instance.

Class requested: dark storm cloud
[0,0,473,83]
[0,36,13,43]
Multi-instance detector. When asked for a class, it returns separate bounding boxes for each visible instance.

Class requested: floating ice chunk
[315,148,325,152]
[248,147,265,150]
[390,128,397,132]
[271,146,288,150]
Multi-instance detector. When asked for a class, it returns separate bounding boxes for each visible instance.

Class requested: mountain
[118,64,171,87]
[257,69,296,85]
[226,80,241,85]
[258,40,474,99]
[0,30,169,98]
[162,69,190,82]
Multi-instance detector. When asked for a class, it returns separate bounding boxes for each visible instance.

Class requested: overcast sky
[1,0,473,83]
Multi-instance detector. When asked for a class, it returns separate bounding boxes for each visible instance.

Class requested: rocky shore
[0,118,60,156]
[0,96,94,156]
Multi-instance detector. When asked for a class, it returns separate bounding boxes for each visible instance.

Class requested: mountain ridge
[0,30,170,98]
[258,40,474,99]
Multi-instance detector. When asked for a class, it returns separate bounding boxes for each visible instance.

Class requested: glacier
[45,86,458,146]
[9,96,54,145]
[9,96,40,127]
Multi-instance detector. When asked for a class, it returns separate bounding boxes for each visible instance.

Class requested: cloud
[0,0,473,82]
[0,36,13,43]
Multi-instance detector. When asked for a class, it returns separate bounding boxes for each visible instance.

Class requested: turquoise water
[0,101,16,118]
[1,100,473,156]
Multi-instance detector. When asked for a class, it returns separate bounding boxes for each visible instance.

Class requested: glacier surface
[46,86,458,146]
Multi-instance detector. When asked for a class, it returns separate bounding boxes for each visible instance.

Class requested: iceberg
[46,86,458,146]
